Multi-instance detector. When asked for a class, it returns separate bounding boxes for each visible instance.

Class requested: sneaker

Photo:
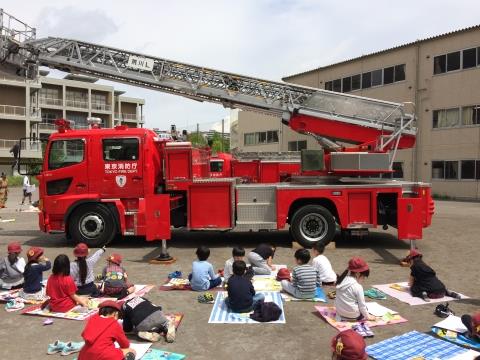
[168,270,182,279]
[5,299,25,312]
[61,341,84,355]
[165,320,176,343]
[124,353,135,360]
[197,292,214,303]
[47,340,66,355]
[448,291,461,299]
[421,291,430,302]
[138,331,161,342]
[360,323,375,338]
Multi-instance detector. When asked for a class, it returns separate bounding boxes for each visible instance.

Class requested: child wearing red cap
[404,249,461,301]
[331,329,367,360]
[100,253,134,299]
[78,300,136,360]
[335,257,375,321]
[46,254,89,312]
[20,247,51,301]
[461,312,480,341]
[0,242,25,289]
[70,243,106,296]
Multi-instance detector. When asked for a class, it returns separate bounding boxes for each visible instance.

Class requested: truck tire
[69,204,116,247]
[290,205,336,248]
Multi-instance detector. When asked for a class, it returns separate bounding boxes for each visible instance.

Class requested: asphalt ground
[0,187,479,359]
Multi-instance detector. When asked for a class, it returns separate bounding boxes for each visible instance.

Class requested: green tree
[209,132,230,153]
[187,132,207,146]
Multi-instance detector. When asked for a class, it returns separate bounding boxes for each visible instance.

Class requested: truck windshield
[210,160,224,172]
[48,139,85,170]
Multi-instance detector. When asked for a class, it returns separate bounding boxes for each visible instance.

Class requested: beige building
[234,25,480,200]
[0,72,145,174]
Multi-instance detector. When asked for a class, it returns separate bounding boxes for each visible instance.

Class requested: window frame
[383,66,394,85]
[48,138,86,170]
[102,138,140,162]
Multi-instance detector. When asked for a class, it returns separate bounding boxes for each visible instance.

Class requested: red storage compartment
[260,162,279,183]
[188,182,232,229]
[348,192,372,225]
[397,197,423,240]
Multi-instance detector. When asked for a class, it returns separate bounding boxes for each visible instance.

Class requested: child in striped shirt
[281,249,320,299]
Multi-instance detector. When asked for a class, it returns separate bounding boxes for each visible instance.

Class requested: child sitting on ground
[246,243,276,275]
[335,257,375,321]
[79,300,136,360]
[0,242,25,289]
[461,312,480,341]
[46,254,89,312]
[331,329,367,360]
[101,253,135,299]
[20,247,51,301]
[405,249,461,301]
[122,296,176,343]
[223,246,246,282]
[189,246,221,291]
[225,260,264,313]
[281,248,320,299]
[312,242,337,286]
[71,243,106,296]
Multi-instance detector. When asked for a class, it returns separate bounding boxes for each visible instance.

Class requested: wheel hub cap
[299,214,328,242]
[80,214,104,238]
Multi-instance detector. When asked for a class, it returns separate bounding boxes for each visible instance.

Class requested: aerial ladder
[0,9,416,176]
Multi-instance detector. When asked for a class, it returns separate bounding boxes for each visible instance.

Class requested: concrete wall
[0,85,25,106]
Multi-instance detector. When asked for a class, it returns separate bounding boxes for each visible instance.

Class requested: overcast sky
[5,0,480,130]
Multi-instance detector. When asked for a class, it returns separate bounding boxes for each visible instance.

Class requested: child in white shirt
[223,246,246,282]
[311,242,337,285]
[0,242,26,289]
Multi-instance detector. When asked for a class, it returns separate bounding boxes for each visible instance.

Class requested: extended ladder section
[0,9,415,156]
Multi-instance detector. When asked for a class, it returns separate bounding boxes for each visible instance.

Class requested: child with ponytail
[70,243,106,296]
[335,257,375,321]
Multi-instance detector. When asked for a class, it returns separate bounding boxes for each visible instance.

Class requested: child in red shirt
[46,254,88,312]
[79,300,136,360]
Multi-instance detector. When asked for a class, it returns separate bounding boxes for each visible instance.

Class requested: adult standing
[0,173,8,208]
[22,175,32,205]
[9,142,20,174]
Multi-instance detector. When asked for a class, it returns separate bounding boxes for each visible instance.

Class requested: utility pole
[196,123,199,139]
[221,118,224,152]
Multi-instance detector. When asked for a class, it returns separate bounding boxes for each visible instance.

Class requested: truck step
[124,231,135,236]
[234,221,277,231]
[124,211,138,215]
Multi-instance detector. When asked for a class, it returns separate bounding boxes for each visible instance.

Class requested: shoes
[165,320,176,343]
[421,291,430,302]
[327,290,336,299]
[352,323,374,338]
[364,288,387,300]
[5,299,25,312]
[124,352,136,360]
[168,271,182,279]
[61,341,84,355]
[448,291,461,299]
[138,331,161,342]
[197,292,214,303]
[47,341,67,355]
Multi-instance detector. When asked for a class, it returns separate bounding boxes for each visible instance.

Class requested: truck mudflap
[397,197,423,240]
[38,211,47,232]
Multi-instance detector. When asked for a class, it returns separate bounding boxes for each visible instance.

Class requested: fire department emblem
[115,175,127,187]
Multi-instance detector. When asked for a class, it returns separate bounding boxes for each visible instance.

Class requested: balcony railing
[114,113,145,122]
[39,97,63,107]
[65,99,88,109]
[0,104,26,117]
[91,102,112,111]
[0,139,41,152]
[38,123,57,131]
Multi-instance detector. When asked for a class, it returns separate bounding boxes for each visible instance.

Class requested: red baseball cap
[107,253,122,265]
[405,249,422,261]
[276,268,291,281]
[7,242,22,254]
[98,300,123,312]
[472,313,480,336]
[73,243,89,257]
[348,257,369,273]
[331,329,367,360]
[27,247,44,261]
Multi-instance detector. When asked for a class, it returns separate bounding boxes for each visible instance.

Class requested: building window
[431,161,445,179]
[445,161,458,179]
[351,74,361,91]
[434,54,447,74]
[477,160,480,179]
[333,79,342,92]
[446,51,461,72]
[462,48,477,69]
[288,140,307,151]
[461,160,475,179]
[432,108,460,128]
[342,77,352,93]
[394,64,406,81]
[40,87,60,99]
[392,162,404,179]
[371,69,382,86]
[244,131,278,146]
[325,81,332,91]
[383,67,394,84]
[362,72,371,89]
[244,133,255,145]
[461,105,480,125]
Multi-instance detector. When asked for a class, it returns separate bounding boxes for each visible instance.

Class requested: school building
[231,25,480,200]
[0,71,145,175]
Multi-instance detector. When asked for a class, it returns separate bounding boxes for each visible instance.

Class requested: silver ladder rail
[0,9,416,145]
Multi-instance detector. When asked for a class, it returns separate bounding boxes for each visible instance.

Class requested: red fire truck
[0,11,434,257]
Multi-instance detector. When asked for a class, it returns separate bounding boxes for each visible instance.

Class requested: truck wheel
[290,205,336,248]
[69,204,116,247]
